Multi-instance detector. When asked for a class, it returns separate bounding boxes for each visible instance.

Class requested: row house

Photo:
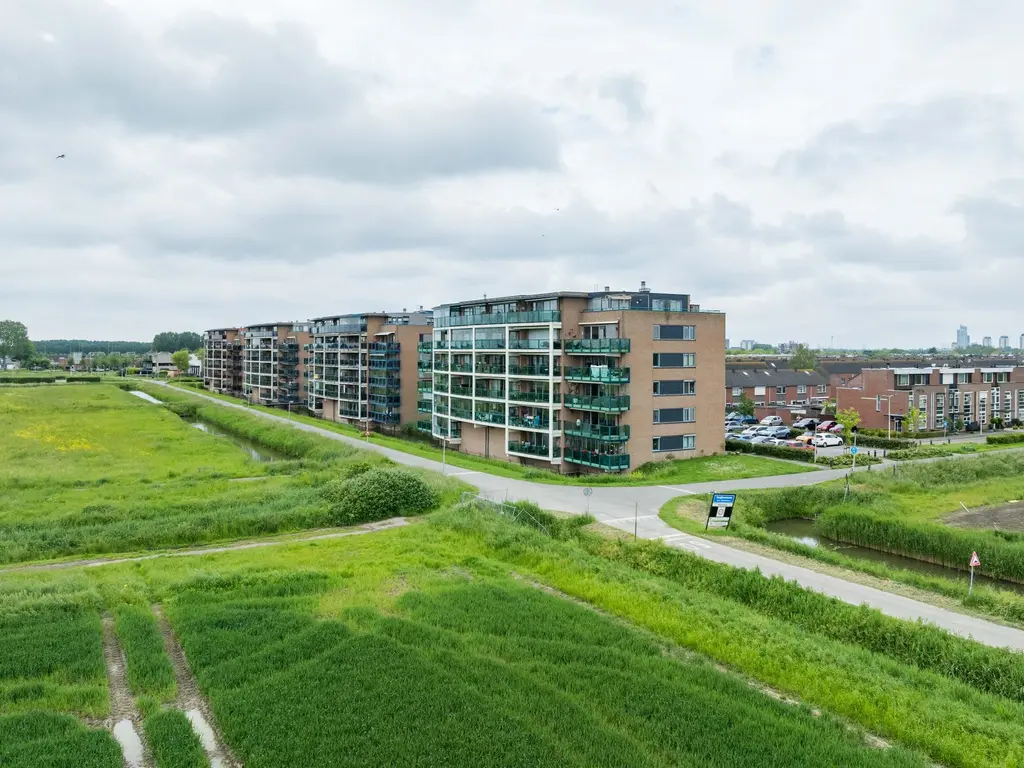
[726,368,830,409]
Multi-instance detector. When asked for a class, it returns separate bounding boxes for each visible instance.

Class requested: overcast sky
[4,1,1023,347]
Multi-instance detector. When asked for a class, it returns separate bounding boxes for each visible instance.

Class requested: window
[983,372,994,383]
[653,434,696,452]
[654,324,696,340]
[653,353,695,368]
[957,373,970,384]
[935,393,944,424]
[775,385,786,396]
[998,372,1010,383]
[896,374,910,386]
[582,324,618,340]
[731,386,742,397]
[797,385,807,394]
[656,380,696,396]
[653,407,695,423]
[875,395,881,412]
[816,384,827,394]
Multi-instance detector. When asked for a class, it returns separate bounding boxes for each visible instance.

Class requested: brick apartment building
[426,284,725,474]
[726,367,830,409]
[241,322,311,408]
[203,328,243,395]
[306,311,433,429]
[837,365,1024,431]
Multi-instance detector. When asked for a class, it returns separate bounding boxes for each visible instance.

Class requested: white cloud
[2,0,1022,347]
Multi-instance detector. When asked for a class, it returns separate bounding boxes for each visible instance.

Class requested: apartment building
[203,328,243,395]
[427,284,725,474]
[726,368,830,408]
[837,365,1024,431]
[306,311,433,429]
[242,322,311,408]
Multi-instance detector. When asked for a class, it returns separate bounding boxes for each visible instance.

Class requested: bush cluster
[813,454,881,468]
[987,432,1024,445]
[322,468,440,525]
[850,434,915,450]
[0,375,102,384]
[888,444,977,460]
[725,439,813,463]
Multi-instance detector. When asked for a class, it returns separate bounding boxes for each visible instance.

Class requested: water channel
[130,390,284,462]
[766,518,1024,595]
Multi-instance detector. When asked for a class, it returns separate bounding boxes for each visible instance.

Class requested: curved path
[151,383,1024,652]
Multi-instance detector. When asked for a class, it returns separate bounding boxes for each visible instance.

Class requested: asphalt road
[151,383,1024,652]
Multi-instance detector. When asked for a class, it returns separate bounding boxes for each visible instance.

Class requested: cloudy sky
[3,0,1023,347]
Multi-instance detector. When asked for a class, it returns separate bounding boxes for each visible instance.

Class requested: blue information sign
[706,493,737,530]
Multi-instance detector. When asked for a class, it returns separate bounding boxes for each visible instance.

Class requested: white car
[811,433,844,448]
[741,427,761,437]
[760,416,783,426]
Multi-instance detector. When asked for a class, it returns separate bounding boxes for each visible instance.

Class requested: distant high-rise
[740,340,756,351]
[983,336,993,348]
[956,325,970,349]
[1020,333,1024,351]
[1000,335,1010,350]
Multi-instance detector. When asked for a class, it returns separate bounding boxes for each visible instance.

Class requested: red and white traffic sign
[970,551,981,568]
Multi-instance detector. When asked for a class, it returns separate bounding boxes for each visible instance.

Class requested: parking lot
[725,414,856,460]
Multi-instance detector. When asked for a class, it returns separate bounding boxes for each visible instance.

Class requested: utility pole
[862,394,896,440]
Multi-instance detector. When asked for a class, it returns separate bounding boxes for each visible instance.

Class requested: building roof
[433,291,588,310]
[726,368,828,388]
[204,327,241,334]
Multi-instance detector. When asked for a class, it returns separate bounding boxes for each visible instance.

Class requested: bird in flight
[56,154,65,159]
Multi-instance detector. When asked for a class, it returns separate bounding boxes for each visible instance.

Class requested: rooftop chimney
[604,285,610,292]
[639,280,650,293]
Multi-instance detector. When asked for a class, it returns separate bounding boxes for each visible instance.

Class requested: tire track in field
[153,605,242,768]
[101,615,153,768]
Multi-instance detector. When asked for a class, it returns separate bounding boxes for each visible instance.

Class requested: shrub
[726,439,813,463]
[850,434,915,449]
[987,432,1024,445]
[814,454,881,468]
[888,445,977,460]
[329,468,440,525]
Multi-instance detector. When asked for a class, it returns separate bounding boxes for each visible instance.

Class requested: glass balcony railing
[450,406,474,420]
[509,414,555,430]
[475,390,506,400]
[508,365,556,377]
[417,342,432,352]
[475,410,506,425]
[417,419,432,432]
[563,423,630,442]
[563,450,630,471]
[508,339,560,350]
[509,391,550,403]
[563,366,630,383]
[450,340,474,350]
[450,385,474,397]
[562,395,631,412]
[563,338,631,355]
[508,441,555,458]
[474,339,506,350]
[417,400,432,412]
[450,363,473,373]
[417,383,433,393]
[435,310,561,328]
[475,364,506,375]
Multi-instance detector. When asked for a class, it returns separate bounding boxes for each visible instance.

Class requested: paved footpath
[152,383,1024,652]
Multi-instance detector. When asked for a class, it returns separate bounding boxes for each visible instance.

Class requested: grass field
[164,380,817,485]
[0,384,465,564]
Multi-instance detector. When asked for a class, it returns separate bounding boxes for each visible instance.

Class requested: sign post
[583,486,593,515]
[705,493,737,530]
[969,551,981,595]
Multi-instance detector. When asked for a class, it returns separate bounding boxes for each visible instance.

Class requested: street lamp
[863,394,896,440]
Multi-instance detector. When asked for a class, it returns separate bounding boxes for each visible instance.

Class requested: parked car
[816,420,837,432]
[732,434,755,441]
[964,421,981,433]
[794,433,816,444]
[726,413,757,425]
[812,433,844,448]
[792,418,819,430]
[750,435,775,444]
[783,439,812,449]
[828,423,845,434]
[725,425,746,435]
[766,426,792,439]
[741,427,761,437]
[759,415,784,426]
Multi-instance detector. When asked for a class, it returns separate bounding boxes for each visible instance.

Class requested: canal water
[130,390,283,462]
[765,518,1024,594]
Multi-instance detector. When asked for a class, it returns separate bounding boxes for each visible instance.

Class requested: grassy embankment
[164,379,818,485]
[661,453,1024,624]
[0,384,465,565]
[6,507,1024,765]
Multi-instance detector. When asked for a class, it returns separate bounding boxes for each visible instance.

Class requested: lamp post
[863,394,896,440]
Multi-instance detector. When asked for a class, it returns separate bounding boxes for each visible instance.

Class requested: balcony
[368,394,400,406]
[450,363,473,373]
[475,410,506,426]
[450,340,474,350]
[563,394,631,412]
[563,450,630,472]
[474,339,506,350]
[369,343,401,354]
[370,412,401,426]
[476,364,506,375]
[508,365,555,377]
[417,383,433,393]
[313,323,365,334]
[417,342,432,352]
[417,362,432,371]
[508,441,556,459]
[475,389,506,401]
[509,339,560,351]
[417,400,432,413]
[564,366,630,383]
[417,419,432,432]
[450,385,474,397]
[509,414,554,431]
[435,310,561,328]
[509,390,550,403]
[450,405,474,420]
[563,423,630,442]
[563,339,631,355]
[434,340,450,350]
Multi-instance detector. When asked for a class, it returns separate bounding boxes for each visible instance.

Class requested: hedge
[860,428,946,440]
[814,454,881,468]
[725,439,813,463]
[850,434,915,450]
[987,432,1024,445]
[0,375,102,384]
[817,508,1024,584]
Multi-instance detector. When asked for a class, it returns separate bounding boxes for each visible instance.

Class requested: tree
[905,405,923,434]
[0,321,32,362]
[171,349,191,373]
[735,392,755,417]
[790,344,818,370]
[835,407,862,440]
[153,332,202,353]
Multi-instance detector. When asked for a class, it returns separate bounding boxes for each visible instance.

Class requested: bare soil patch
[944,501,1024,531]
